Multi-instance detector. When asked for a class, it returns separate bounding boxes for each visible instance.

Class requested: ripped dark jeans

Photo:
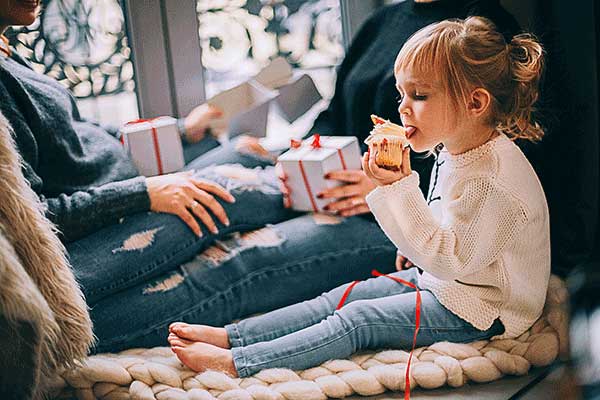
[67,140,397,353]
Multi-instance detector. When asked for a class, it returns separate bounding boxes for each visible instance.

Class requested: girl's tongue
[405,126,417,139]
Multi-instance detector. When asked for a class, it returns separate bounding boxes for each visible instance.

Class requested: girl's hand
[362,145,412,186]
[183,104,223,143]
[146,171,235,236]
[395,252,414,271]
[317,169,376,217]
[235,135,273,160]
[275,162,292,209]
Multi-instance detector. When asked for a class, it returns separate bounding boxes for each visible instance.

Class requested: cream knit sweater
[366,134,550,339]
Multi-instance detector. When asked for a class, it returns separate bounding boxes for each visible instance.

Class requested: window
[198,0,344,100]
[10,0,378,133]
[6,0,139,126]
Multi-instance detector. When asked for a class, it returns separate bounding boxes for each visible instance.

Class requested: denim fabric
[89,213,396,352]
[226,268,505,377]
[67,164,292,304]
[70,141,399,353]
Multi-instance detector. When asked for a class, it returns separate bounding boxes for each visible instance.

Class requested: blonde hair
[395,16,545,142]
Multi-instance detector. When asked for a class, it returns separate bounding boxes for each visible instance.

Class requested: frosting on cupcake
[364,115,409,147]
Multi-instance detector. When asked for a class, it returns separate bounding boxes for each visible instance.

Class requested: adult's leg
[67,164,294,305]
[89,213,397,353]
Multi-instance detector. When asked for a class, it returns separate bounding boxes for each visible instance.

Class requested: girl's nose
[399,106,411,116]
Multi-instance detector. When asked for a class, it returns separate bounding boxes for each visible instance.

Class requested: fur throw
[0,110,94,398]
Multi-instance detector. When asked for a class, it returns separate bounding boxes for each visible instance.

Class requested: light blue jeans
[69,139,398,353]
[226,268,505,377]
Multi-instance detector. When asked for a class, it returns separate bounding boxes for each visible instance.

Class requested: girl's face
[394,69,460,153]
[0,0,40,33]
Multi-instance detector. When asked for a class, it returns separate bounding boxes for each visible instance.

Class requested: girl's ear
[467,88,491,117]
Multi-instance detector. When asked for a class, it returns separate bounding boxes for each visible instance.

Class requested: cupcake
[364,114,409,171]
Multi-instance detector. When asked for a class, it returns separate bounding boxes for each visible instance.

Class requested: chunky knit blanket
[52,274,568,400]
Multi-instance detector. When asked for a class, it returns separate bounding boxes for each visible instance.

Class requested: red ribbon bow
[336,269,421,400]
[311,134,321,149]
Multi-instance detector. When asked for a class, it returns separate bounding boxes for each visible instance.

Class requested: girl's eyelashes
[396,91,427,103]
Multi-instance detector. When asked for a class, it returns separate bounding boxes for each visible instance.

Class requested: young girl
[167,16,551,378]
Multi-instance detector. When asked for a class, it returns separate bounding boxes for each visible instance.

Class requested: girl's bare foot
[170,338,237,377]
[168,322,230,348]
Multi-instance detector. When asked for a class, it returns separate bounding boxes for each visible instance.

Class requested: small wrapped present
[278,135,362,212]
[119,116,184,176]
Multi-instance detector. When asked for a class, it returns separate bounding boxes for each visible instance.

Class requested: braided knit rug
[52,275,569,400]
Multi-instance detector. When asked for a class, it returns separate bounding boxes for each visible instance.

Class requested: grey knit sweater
[0,52,150,242]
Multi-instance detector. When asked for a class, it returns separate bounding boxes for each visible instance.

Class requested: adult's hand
[317,169,376,217]
[183,104,223,143]
[235,135,271,159]
[146,171,235,236]
[275,163,292,209]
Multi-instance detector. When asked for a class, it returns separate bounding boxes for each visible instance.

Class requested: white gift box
[206,81,278,138]
[278,135,362,212]
[119,116,184,176]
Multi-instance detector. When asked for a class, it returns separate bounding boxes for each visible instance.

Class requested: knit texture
[308,0,519,195]
[53,274,569,399]
[367,135,551,339]
[0,52,150,242]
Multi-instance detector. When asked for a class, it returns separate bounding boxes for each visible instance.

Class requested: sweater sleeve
[39,175,151,243]
[366,172,528,280]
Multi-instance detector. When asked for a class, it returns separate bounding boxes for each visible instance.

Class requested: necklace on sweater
[0,35,11,57]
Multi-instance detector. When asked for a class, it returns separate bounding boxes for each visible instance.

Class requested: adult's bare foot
[170,338,237,377]
[168,322,230,348]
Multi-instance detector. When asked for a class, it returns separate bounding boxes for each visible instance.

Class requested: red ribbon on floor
[289,134,349,212]
[124,118,164,175]
[336,269,422,400]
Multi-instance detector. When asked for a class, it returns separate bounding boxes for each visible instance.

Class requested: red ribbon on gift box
[123,118,165,175]
[337,269,422,400]
[291,134,349,212]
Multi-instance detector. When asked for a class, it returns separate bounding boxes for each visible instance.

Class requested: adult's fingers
[325,169,363,183]
[339,204,370,217]
[282,193,292,209]
[192,178,235,203]
[191,189,230,227]
[188,200,219,234]
[326,196,364,212]
[176,208,202,237]
[318,183,361,200]
[275,163,287,180]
